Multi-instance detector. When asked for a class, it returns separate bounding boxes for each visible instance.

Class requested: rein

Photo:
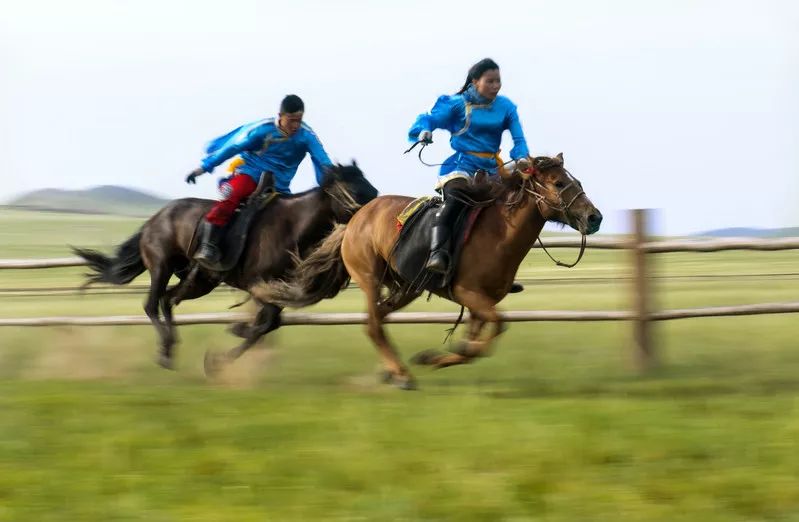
[405,144,590,268]
[536,234,587,268]
[403,140,445,168]
[404,139,517,171]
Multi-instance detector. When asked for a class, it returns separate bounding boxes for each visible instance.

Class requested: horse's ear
[556,152,564,164]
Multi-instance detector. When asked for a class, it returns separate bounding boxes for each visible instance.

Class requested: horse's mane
[493,156,563,212]
[278,186,322,200]
[321,163,364,189]
[275,163,363,200]
[446,171,528,212]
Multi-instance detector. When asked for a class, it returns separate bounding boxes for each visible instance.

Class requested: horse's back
[141,198,213,259]
[359,194,417,216]
[345,195,419,261]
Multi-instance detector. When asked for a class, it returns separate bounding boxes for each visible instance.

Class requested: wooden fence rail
[4,236,799,270]
[2,301,798,327]
[2,210,798,372]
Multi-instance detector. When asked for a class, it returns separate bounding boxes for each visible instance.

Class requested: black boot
[425,224,451,274]
[194,220,224,267]
[426,180,467,275]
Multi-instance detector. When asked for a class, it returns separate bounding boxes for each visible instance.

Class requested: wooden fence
[2,209,798,371]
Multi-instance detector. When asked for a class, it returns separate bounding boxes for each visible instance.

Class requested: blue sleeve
[407,95,459,142]
[304,128,333,185]
[200,127,264,173]
[505,103,530,160]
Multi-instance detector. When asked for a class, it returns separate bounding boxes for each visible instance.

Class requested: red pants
[205,174,257,226]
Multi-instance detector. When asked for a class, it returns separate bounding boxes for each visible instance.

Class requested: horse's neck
[496,196,546,262]
[286,189,334,237]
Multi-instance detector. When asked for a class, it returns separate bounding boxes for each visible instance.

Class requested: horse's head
[524,153,602,235]
[322,162,379,222]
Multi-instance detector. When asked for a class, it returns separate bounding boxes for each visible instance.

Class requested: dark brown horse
[263,154,602,389]
[73,163,377,370]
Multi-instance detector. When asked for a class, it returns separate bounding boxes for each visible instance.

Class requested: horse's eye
[554,181,566,189]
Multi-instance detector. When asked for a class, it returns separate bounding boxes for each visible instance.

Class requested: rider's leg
[426,177,469,274]
[195,173,257,265]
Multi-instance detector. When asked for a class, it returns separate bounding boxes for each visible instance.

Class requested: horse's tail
[263,225,350,308]
[72,230,145,287]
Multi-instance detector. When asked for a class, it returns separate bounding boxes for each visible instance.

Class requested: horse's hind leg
[142,262,175,369]
[349,260,417,390]
[158,273,219,367]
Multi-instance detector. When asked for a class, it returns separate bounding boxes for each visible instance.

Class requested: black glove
[185,168,204,184]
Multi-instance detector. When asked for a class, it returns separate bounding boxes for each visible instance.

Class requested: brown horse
[73,163,377,371]
[262,154,602,389]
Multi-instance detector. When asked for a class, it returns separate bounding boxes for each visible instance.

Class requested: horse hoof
[411,349,443,366]
[379,370,418,390]
[396,377,418,391]
[157,354,174,370]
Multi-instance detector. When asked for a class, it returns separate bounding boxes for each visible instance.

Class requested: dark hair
[457,58,500,94]
[280,94,304,114]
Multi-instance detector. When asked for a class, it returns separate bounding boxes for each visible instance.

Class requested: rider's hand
[516,157,535,175]
[185,167,205,185]
[418,130,433,144]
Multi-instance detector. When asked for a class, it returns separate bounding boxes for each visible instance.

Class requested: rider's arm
[303,127,334,185]
[200,128,263,173]
[505,103,530,160]
[407,95,458,142]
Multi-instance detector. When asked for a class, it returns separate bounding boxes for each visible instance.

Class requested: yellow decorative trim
[227,156,245,173]
[396,196,434,226]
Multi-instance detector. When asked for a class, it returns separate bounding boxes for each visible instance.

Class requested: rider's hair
[280,94,304,114]
[457,58,500,94]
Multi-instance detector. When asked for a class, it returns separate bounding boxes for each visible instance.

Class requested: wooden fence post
[631,209,657,371]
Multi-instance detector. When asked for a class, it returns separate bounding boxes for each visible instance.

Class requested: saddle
[189,172,277,272]
[390,196,484,294]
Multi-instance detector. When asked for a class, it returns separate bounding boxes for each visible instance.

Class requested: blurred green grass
[1,209,799,521]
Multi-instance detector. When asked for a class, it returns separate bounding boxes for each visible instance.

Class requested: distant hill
[695,227,799,238]
[4,185,170,216]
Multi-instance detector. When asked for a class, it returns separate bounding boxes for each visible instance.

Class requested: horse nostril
[588,213,602,225]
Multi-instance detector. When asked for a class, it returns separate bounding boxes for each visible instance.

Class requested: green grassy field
[1,209,799,521]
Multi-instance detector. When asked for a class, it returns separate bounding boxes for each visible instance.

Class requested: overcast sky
[2,0,797,234]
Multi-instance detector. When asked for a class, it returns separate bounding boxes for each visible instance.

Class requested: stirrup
[425,250,450,274]
[194,245,221,264]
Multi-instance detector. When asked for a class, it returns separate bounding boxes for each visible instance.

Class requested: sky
[1,0,797,235]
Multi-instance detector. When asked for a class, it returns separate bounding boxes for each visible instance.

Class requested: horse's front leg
[204,302,282,377]
[141,262,175,369]
[413,291,503,369]
[159,274,219,368]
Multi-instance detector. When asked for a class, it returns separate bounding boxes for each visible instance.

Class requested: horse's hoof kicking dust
[157,354,174,370]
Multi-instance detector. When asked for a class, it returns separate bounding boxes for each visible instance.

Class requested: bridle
[521,164,588,268]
